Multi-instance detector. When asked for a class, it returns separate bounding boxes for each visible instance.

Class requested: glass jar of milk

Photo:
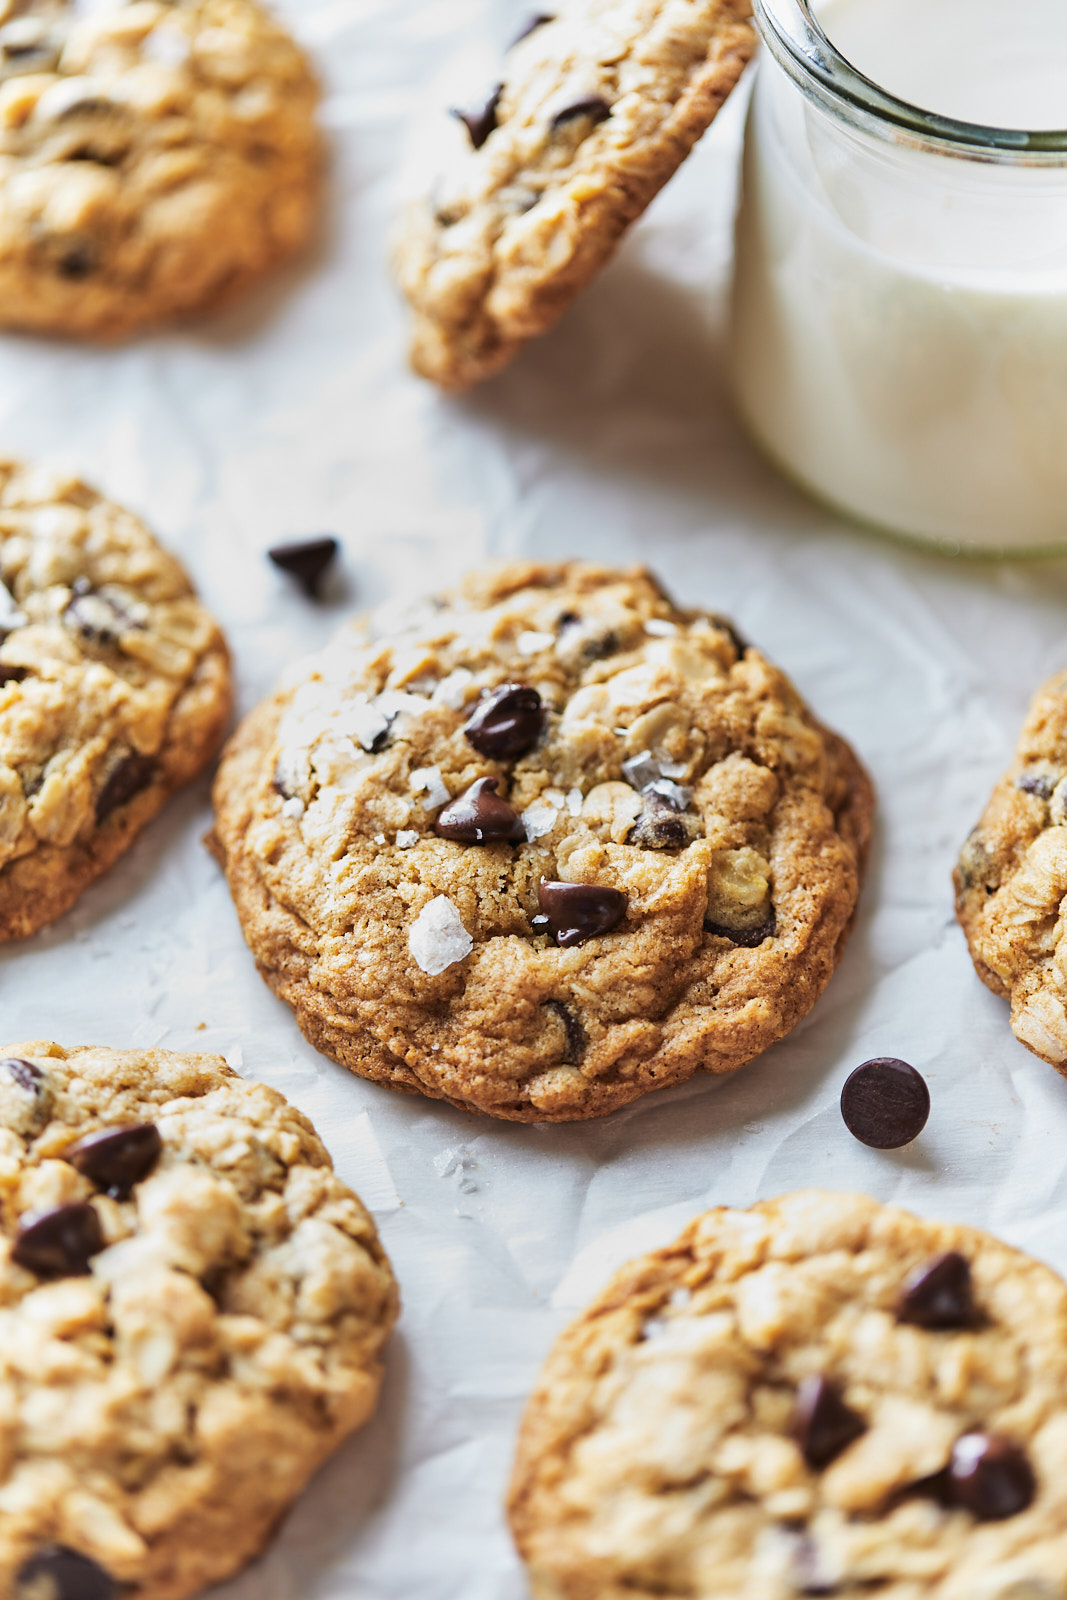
[732,0,1067,553]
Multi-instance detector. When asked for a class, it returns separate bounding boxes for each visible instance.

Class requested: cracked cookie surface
[393,0,755,390]
[0,0,319,338]
[955,672,1067,1073]
[509,1190,1067,1600]
[209,562,872,1122]
[0,460,231,940]
[0,1041,398,1600]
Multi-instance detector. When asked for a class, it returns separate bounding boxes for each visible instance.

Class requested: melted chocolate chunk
[464,683,543,759]
[793,1376,866,1470]
[628,795,701,850]
[511,12,553,46]
[840,1058,930,1150]
[544,999,586,1064]
[899,1251,975,1329]
[16,1547,116,1600]
[66,1122,162,1200]
[947,1433,1036,1520]
[704,911,776,948]
[95,751,154,821]
[537,880,626,947]
[551,95,611,129]
[1016,772,1054,799]
[452,84,502,149]
[267,536,339,599]
[434,777,525,843]
[12,1202,105,1279]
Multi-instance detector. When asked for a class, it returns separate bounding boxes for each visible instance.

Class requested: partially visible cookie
[0,0,319,339]
[0,460,231,940]
[509,1191,1067,1599]
[394,0,755,390]
[209,561,872,1122]
[954,672,1067,1071]
[0,1040,398,1600]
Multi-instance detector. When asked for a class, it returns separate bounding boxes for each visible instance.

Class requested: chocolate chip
[899,1252,975,1329]
[1016,772,1054,799]
[1,664,27,682]
[947,1433,1035,1520]
[95,751,154,822]
[537,880,626,947]
[510,13,553,46]
[267,536,339,599]
[57,244,96,280]
[434,777,525,843]
[956,832,999,895]
[581,630,619,661]
[65,1122,162,1200]
[63,579,141,645]
[556,610,580,630]
[709,614,749,658]
[12,1202,105,1278]
[452,84,502,149]
[544,999,586,1064]
[704,911,776,947]
[16,1547,116,1600]
[840,1058,930,1149]
[1,1057,44,1096]
[793,1376,866,1470]
[628,795,701,850]
[464,683,543,759]
[551,95,611,129]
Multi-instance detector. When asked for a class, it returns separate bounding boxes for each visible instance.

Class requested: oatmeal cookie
[0,1041,398,1600]
[209,562,872,1122]
[0,460,231,940]
[393,0,755,390]
[509,1190,1067,1599]
[0,0,319,339]
[954,672,1067,1072]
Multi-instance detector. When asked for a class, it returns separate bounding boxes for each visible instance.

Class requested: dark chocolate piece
[793,1375,866,1470]
[510,13,553,46]
[703,912,776,948]
[1,1057,44,1096]
[537,880,626,947]
[434,777,525,843]
[464,683,543,759]
[452,84,502,149]
[12,1202,105,1279]
[66,1122,162,1200]
[840,1058,930,1150]
[899,1252,975,1329]
[544,999,586,1064]
[16,1547,116,1600]
[947,1433,1035,1520]
[95,751,154,821]
[551,95,611,129]
[267,536,339,599]
[1017,772,1054,799]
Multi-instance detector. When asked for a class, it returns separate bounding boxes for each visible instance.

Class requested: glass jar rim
[754,0,1067,161]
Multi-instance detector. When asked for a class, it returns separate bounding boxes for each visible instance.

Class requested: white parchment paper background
[3,2,1067,1595]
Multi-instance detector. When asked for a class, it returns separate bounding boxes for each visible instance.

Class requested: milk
[731,0,1067,549]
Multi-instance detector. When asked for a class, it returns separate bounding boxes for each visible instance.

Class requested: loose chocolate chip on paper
[12,1201,105,1278]
[899,1251,975,1329]
[551,95,611,129]
[840,1058,930,1149]
[537,880,626,947]
[16,1546,116,1600]
[452,84,503,149]
[95,750,154,821]
[435,777,525,843]
[66,1122,162,1200]
[947,1433,1035,1520]
[268,536,339,599]
[464,683,543,759]
[793,1375,866,1470]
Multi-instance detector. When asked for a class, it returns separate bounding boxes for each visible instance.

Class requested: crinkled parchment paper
[2,2,1067,1596]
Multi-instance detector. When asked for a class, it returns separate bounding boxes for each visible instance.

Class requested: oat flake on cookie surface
[509,1190,1067,1600]
[954,672,1067,1073]
[209,562,872,1122]
[0,1041,398,1600]
[0,0,319,339]
[394,0,756,390]
[0,460,231,941]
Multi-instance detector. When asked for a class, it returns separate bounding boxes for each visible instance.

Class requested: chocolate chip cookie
[0,460,231,940]
[954,672,1067,1073]
[209,562,872,1121]
[509,1190,1067,1599]
[0,1040,398,1600]
[393,0,756,390]
[0,0,319,339]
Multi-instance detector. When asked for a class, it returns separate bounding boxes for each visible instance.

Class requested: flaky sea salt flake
[410,764,450,811]
[409,895,473,976]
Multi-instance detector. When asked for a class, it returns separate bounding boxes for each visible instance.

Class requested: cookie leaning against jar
[0,1041,398,1600]
[208,561,873,1122]
[0,460,231,940]
[393,0,756,390]
[509,1190,1067,1600]
[0,0,320,339]
[955,671,1067,1071]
